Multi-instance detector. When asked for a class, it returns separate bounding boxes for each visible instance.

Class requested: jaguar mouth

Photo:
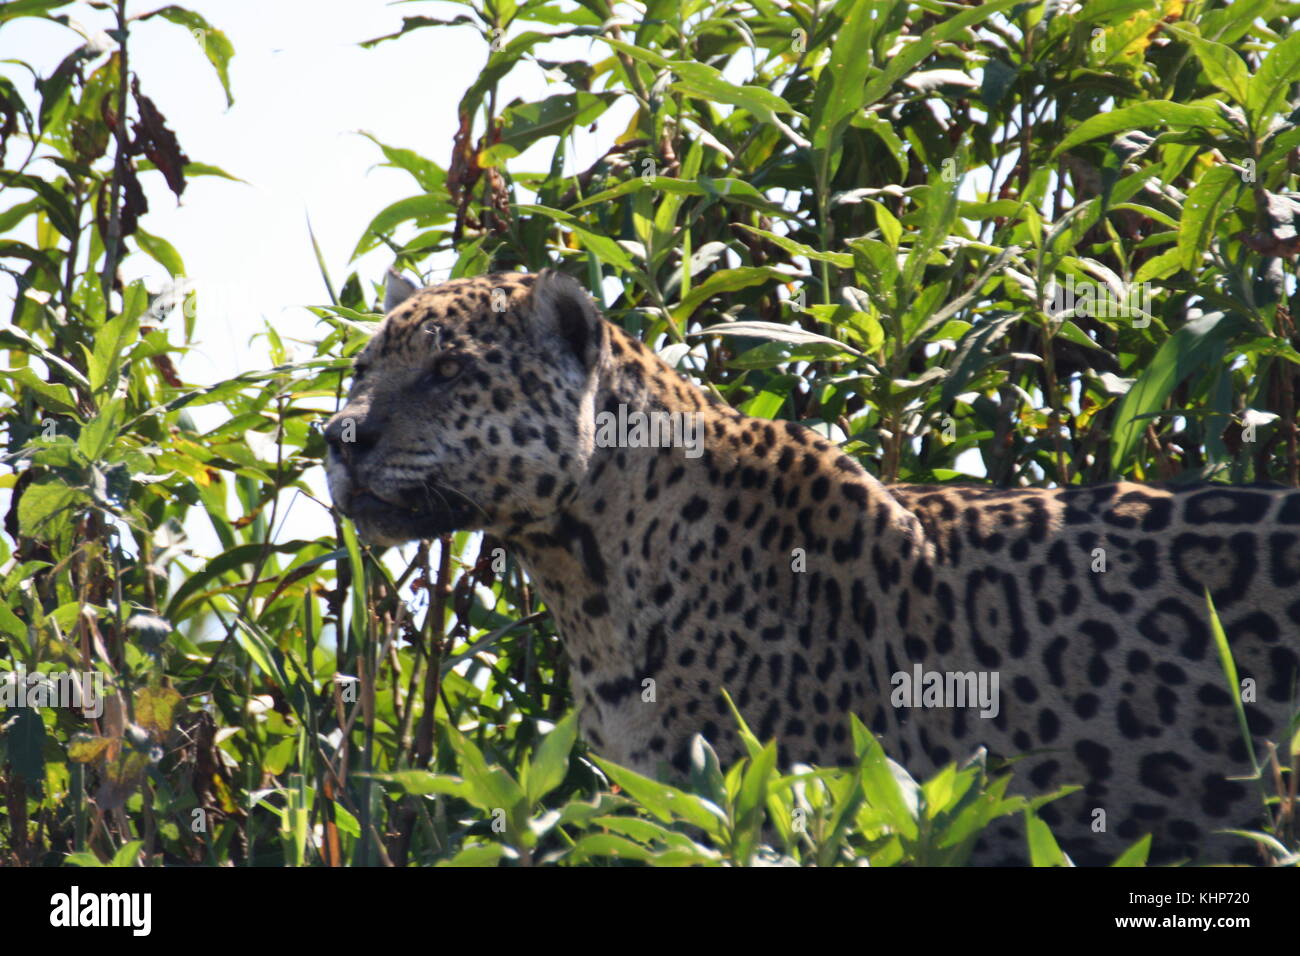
[343,485,478,543]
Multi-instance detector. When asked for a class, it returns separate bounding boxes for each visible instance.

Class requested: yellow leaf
[136,685,182,737]
[615,106,644,146]
[68,734,114,763]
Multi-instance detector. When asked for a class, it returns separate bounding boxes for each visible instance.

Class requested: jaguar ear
[384,267,419,313]
[530,269,608,373]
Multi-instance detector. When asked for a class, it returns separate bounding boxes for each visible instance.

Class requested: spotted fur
[324,270,1300,864]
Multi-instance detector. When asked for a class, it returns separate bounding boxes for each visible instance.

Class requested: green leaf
[0,329,86,393]
[133,229,185,277]
[815,778,867,866]
[178,161,243,182]
[358,771,470,800]
[1246,30,1300,122]
[720,688,764,761]
[666,60,806,147]
[0,197,42,234]
[263,737,295,776]
[339,520,369,659]
[17,479,82,538]
[448,728,526,814]
[940,311,1024,406]
[1198,0,1273,44]
[460,31,562,122]
[496,92,615,153]
[360,15,479,49]
[687,735,727,809]
[590,815,707,854]
[0,170,77,237]
[870,200,902,249]
[163,540,317,619]
[1025,812,1069,867]
[6,705,45,787]
[109,840,143,867]
[670,267,788,326]
[513,203,639,273]
[859,0,1021,108]
[568,175,774,212]
[732,740,778,861]
[848,237,900,311]
[1110,311,1243,472]
[740,384,791,420]
[727,339,858,370]
[852,111,909,179]
[902,179,959,296]
[737,740,778,819]
[566,832,655,864]
[232,617,294,698]
[77,398,123,462]
[89,305,141,394]
[1166,25,1250,104]
[450,236,491,279]
[692,318,863,358]
[526,711,577,804]
[0,602,27,644]
[810,0,881,161]
[1133,246,1183,284]
[600,37,669,70]
[63,852,106,867]
[1177,164,1240,271]
[436,843,510,867]
[1206,590,1259,773]
[352,195,453,259]
[591,757,728,838]
[857,734,919,842]
[0,0,76,22]
[5,367,78,414]
[139,6,236,106]
[980,57,1018,108]
[909,243,1020,347]
[357,132,446,193]
[1111,834,1152,867]
[1052,103,1232,158]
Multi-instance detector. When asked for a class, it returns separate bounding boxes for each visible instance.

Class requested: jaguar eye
[434,356,462,380]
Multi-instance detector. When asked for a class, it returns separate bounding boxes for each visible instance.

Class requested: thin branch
[100,0,131,303]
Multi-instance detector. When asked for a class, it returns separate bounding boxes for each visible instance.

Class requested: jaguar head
[323,269,609,546]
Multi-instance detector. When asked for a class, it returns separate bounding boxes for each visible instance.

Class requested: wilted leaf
[135,685,181,737]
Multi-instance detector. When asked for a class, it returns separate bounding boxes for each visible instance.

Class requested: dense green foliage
[1,0,1297,866]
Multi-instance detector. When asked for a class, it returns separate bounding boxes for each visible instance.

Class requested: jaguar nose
[324,412,384,460]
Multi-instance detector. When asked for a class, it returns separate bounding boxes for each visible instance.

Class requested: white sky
[6,0,622,382]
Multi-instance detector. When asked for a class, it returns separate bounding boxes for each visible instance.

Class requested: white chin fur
[325,460,351,505]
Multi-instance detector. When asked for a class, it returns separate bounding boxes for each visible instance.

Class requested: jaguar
[323,268,1300,864]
